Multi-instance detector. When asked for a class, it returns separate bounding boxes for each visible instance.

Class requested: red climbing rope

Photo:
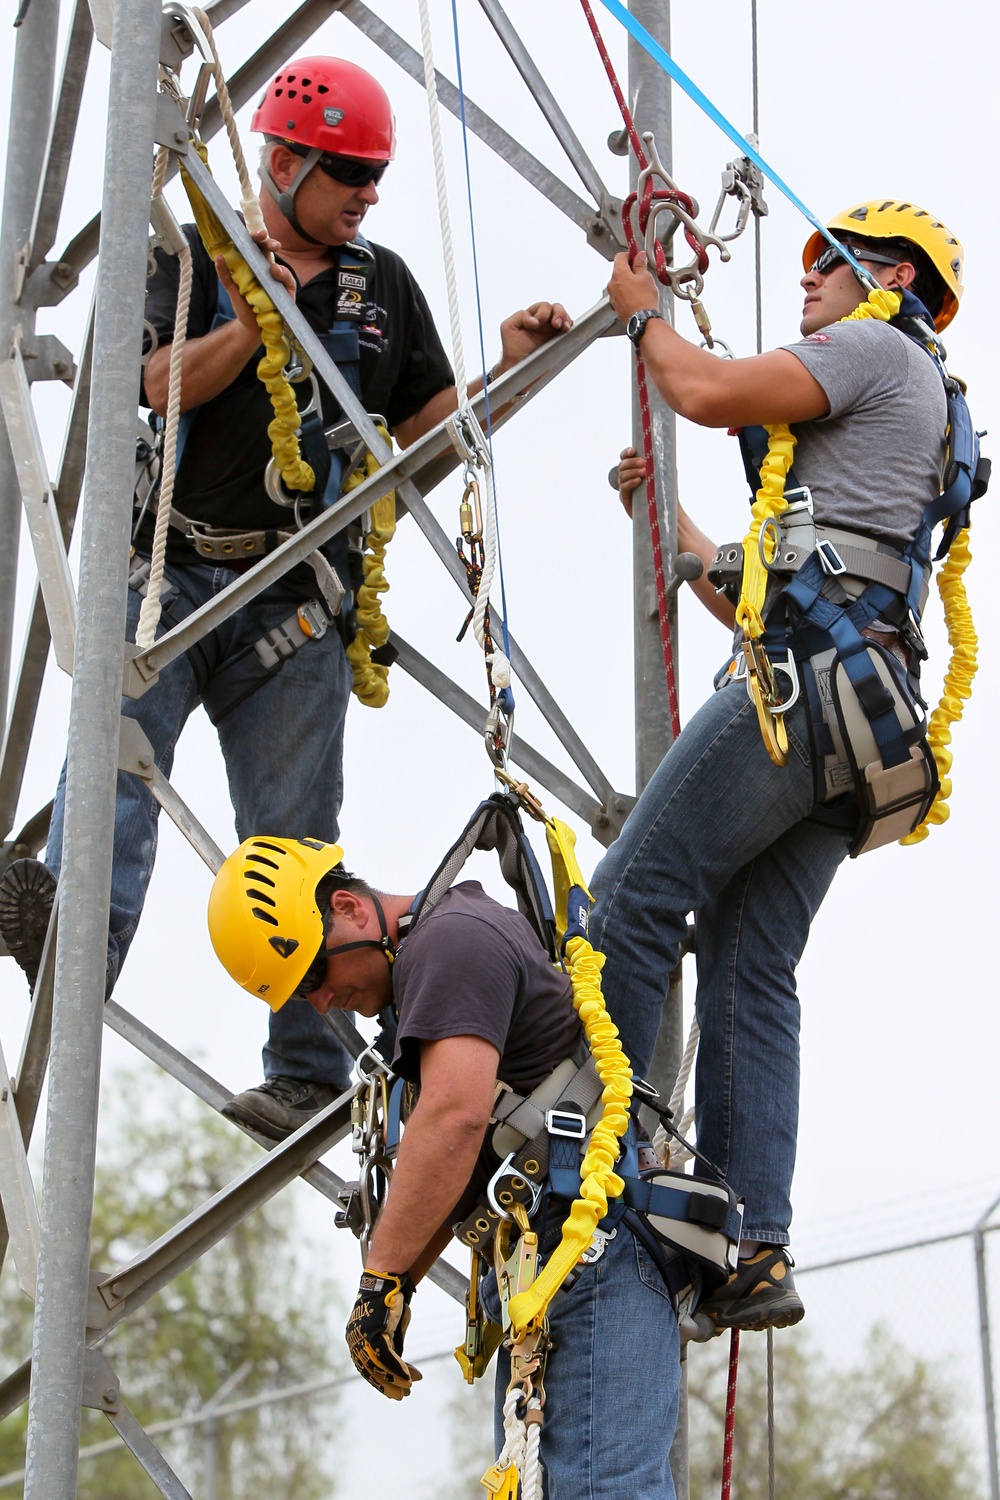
[721,1328,740,1499]
[579,0,684,740]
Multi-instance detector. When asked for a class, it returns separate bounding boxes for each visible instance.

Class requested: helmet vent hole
[251,907,279,927]
[247,871,275,887]
[253,841,287,857]
[302,94,312,104]
[274,88,283,97]
[301,77,311,86]
[317,84,329,93]
[247,854,279,870]
[287,89,297,99]
[247,888,276,906]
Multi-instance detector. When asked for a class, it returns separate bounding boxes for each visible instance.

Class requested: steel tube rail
[392,634,603,829]
[627,4,686,1494]
[0,0,59,736]
[477,0,610,209]
[22,2,162,1492]
[26,0,93,278]
[342,0,606,248]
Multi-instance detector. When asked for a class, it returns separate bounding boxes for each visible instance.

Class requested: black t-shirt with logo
[139,224,453,554]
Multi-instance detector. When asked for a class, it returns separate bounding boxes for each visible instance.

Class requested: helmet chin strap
[260,146,326,246]
[323,894,398,966]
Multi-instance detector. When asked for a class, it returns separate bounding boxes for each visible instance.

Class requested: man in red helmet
[11,56,570,1141]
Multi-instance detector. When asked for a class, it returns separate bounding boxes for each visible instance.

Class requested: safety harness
[135,227,398,719]
[710,287,989,855]
[357,790,740,1350]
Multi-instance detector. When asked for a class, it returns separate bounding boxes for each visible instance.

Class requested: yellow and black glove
[346,1269,422,1400]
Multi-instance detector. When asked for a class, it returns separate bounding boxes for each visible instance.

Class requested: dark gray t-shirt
[391,881,582,1093]
[782,320,947,548]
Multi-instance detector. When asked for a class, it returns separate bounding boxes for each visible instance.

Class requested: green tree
[687,1323,984,1499]
[0,1065,346,1498]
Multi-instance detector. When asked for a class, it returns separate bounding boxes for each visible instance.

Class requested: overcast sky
[2,0,999,1487]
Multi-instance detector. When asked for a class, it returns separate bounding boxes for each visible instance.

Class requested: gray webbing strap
[414,800,553,958]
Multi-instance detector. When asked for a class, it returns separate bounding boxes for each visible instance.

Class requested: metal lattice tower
[0,1,690,1492]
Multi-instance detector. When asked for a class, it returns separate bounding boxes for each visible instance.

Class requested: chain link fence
[685,1192,1000,1498]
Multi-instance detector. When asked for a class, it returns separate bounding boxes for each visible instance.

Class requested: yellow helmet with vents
[208,836,343,1011]
[802,200,964,331]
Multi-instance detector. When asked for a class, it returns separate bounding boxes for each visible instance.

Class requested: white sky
[2,0,999,1488]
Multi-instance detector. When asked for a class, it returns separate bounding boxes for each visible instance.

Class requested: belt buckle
[545,1108,587,1140]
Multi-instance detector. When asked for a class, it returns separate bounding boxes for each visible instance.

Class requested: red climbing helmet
[251,55,396,162]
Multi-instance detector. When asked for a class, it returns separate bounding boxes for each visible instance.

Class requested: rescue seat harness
[333,789,742,1414]
[710,287,989,855]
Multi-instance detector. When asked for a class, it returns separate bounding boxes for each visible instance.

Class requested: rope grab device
[140,6,398,707]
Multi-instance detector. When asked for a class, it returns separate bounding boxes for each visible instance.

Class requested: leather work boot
[0,858,58,991]
[695,1245,805,1334]
[222,1076,343,1140]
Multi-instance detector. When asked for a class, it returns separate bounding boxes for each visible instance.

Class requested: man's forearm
[144,319,261,416]
[366,1101,486,1274]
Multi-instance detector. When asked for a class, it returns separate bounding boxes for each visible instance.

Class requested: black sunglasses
[808,242,902,277]
[315,154,388,188]
[296,909,331,997]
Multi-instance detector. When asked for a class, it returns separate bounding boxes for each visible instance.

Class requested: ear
[329,888,368,928]
[886,259,917,292]
[265,144,299,193]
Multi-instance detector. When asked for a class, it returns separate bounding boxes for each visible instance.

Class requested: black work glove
[346,1269,422,1400]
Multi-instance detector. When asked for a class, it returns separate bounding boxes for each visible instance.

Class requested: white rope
[416,0,467,406]
[493,1388,544,1500]
[192,6,264,233]
[473,461,512,691]
[136,148,193,651]
[137,11,263,648]
[669,1014,700,1117]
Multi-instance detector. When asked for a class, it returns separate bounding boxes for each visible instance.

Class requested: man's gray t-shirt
[391,881,582,1094]
[782,320,946,548]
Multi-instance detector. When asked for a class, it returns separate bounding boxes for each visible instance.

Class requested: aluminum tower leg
[0,0,59,727]
[22,1,162,1493]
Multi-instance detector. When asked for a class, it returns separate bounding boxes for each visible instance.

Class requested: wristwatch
[626,308,663,348]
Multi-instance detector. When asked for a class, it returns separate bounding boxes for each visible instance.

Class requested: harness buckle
[817,538,847,576]
[545,1109,587,1140]
[487,1152,542,1221]
[296,600,328,640]
[579,1226,617,1265]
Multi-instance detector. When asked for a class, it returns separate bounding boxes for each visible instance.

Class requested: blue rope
[595,0,877,287]
[450,0,514,709]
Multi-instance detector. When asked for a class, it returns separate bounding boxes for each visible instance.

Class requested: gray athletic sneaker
[0,858,57,991]
[222,1076,344,1140]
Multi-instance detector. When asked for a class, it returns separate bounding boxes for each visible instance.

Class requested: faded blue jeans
[589,679,850,1244]
[484,1223,680,1499]
[46,553,354,1090]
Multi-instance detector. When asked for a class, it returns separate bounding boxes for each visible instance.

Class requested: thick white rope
[136,148,193,651]
[415,0,510,698]
[494,1388,543,1500]
[137,12,263,648]
[192,6,265,233]
[416,0,467,407]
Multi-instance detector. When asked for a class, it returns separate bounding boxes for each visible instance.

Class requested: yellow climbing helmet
[802,200,964,331]
[208,836,343,1011]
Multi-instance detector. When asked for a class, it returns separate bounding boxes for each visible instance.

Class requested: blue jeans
[46,554,354,1090]
[483,1224,680,1499]
[589,679,850,1243]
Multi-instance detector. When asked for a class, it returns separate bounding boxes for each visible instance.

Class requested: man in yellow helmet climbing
[0,55,570,1142]
[589,200,984,1333]
[207,831,704,1499]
